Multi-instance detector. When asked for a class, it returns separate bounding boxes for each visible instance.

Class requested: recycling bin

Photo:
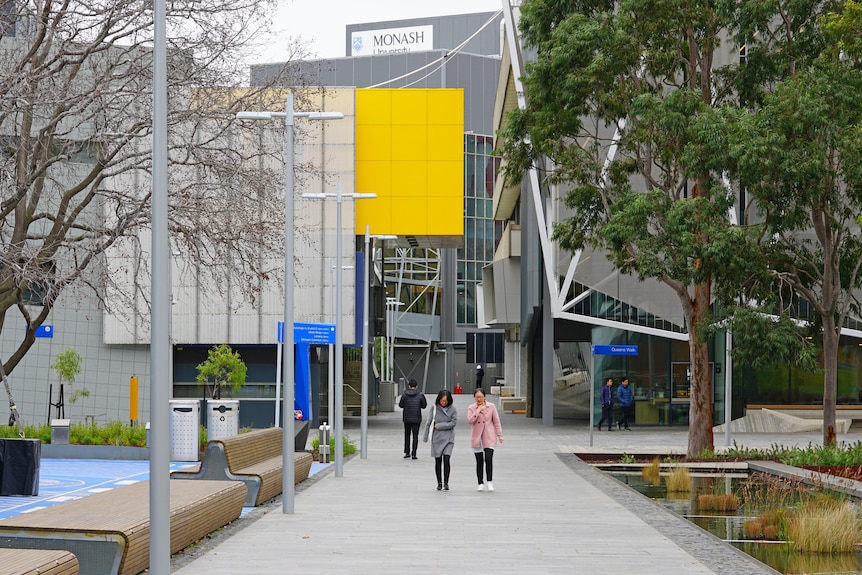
[169,399,200,462]
[206,399,239,440]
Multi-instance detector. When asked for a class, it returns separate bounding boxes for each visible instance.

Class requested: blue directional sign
[592,344,638,356]
[294,322,336,345]
[35,325,54,338]
[277,321,284,343]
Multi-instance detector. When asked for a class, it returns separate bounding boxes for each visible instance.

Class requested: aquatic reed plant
[786,498,861,553]
[665,465,691,492]
[641,458,661,486]
[743,519,763,539]
[697,493,740,511]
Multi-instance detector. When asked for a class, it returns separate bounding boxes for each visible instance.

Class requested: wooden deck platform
[0,479,245,575]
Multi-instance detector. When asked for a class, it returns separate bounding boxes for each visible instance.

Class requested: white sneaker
[486,481,494,492]
[477,483,485,492]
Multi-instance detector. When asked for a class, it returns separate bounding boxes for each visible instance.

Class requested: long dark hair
[435,389,454,407]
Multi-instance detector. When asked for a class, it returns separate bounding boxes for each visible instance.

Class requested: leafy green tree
[728,2,862,445]
[502,0,757,456]
[51,348,89,405]
[196,344,248,400]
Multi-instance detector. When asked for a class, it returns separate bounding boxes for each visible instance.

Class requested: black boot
[437,483,443,491]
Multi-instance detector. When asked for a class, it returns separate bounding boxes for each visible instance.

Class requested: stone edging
[556,453,781,575]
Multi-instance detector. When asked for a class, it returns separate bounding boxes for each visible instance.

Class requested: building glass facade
[458,133,502,325]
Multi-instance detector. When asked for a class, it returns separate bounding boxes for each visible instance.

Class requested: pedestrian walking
[399,378,427,459]
[475,364,485,388]
[616,376,633,430]
[467,388,504,492]
[423,389,457,491]
[597,378,614,431]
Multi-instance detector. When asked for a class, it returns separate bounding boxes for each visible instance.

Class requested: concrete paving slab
[171,395,798,575]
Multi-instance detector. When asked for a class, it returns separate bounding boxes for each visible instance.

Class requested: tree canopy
[0,1,309,378]
[504,0,862,452]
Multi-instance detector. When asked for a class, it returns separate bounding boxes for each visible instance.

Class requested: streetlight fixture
[328,264,353,429]
[361,228,396,459]
[236,94,343,514]
[303,181,375,477]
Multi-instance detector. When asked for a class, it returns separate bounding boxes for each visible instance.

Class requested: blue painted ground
[0,460,330,520]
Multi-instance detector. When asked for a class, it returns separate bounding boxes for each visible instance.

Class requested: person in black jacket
[399,379,427,459]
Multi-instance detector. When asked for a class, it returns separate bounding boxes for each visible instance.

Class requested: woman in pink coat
[467,388,504,492]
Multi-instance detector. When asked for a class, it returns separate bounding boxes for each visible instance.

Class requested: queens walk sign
[591,344,638,356]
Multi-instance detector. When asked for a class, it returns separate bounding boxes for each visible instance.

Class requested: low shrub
[311,433,357,457]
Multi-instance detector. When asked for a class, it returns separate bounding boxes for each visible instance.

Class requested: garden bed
[802,465,862,481]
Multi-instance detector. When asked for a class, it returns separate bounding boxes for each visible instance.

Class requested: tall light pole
[361,228,395,459]
[151,0,170,570]
[237,96,343,513]
[329,264,353,429]
[304,182,375,477]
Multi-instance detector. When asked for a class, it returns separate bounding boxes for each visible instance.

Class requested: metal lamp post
[360,228,396,459]
[237,96,342,513]
[303,182,375,476]
[329,264,353,429]
[151,0,170,570]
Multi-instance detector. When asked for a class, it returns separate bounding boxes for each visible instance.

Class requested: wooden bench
[0,479,245,575]
[500,397,527,412]
[171,426,313,507]
[0,548,79,575]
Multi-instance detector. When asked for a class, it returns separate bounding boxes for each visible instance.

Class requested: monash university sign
[351,25,434,56]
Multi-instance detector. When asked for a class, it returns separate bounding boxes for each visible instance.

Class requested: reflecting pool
[611,471,862,575]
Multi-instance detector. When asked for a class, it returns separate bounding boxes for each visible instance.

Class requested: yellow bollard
[130,375,139,424]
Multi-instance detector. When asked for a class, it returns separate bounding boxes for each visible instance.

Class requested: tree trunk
[687,281,714,457]
[822,318,838,446]
[1,360,24,437]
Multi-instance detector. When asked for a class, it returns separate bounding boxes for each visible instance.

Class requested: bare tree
[0,0,310,384]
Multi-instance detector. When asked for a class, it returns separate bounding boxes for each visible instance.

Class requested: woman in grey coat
[423,389,457,491]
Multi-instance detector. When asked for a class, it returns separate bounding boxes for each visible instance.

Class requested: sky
[254,0,502,63]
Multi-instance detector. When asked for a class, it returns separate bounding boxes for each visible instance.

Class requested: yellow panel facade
[356,125,392,161]
[355,88,464,240]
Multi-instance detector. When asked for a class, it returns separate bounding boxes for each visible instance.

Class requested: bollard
[318,422,331,463]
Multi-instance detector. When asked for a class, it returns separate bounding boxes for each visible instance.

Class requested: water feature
[611,471,862,575]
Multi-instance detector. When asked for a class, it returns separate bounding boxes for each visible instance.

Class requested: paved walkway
[171,394,847,575]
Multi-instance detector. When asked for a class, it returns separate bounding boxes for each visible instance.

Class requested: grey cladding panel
[353,58,373,87]
[334,59,355,88]
[371,56,393,88]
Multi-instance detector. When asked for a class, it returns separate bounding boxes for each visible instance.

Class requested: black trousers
[435,455,451,484]
[597,404,613,429]
[618,405,632,429]
[475,448,495,483]
[403,421,420,456]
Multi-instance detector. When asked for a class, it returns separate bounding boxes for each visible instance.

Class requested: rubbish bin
[50,419,70,445]
[206,399,239,440]
[379,381,394,412]
[318,423,331,463]
[169,399,200,462]
[0,438,40,496]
